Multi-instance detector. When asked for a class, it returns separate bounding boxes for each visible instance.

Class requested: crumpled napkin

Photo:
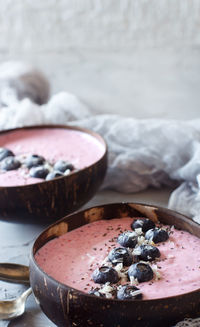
[0,62,200,327]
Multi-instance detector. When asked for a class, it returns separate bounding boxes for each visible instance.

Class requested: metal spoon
[0,287,32,320]
[0,263,29,284]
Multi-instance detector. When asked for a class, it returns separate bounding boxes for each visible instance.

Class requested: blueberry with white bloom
[118,231,138,248]
[134,244,160,262]
[29,165,49,179]
[108,247,133,266]
[0,148,14,162]
[54,160,74,173]
[117,285,142,300]
[145,228,169,243]
[25,154,45,168]
[128,262,154,283]
[131,218,155,233]
[1,156,21,171]
[46,171,64,180]
[92,266,119,284]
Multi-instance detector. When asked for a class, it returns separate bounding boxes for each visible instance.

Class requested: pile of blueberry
[0,147,75,181]
[89,218,169,300]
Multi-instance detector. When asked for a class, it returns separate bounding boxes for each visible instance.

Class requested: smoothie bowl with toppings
[0,125,107,220]
[30,203,200,327]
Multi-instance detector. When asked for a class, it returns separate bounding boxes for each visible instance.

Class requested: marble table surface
[0,186,173,327]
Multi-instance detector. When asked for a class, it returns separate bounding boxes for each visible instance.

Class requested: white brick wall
[0,0,200,119]
[1,0,200,54]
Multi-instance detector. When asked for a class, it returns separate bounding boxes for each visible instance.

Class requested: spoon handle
[0,263,29,284]
[21,287,32,300]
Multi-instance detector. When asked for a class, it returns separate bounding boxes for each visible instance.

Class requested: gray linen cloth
[0,62,200,327]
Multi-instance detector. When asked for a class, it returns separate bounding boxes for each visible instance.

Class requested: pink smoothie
[35,217,200,300]
[0,128,105,186]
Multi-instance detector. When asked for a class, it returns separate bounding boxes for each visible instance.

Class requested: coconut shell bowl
[29,202,200,327]
[0,125,107,221]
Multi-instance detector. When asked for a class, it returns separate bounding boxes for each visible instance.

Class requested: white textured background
[1,0,200,119]
[1,3,200,326]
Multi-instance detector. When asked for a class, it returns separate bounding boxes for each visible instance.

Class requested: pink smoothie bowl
[29,202,200,327]
[0,125,107,221]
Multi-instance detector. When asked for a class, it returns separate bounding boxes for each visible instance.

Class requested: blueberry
[25,154,45,168]
[108,247,133,266]
[117,285,142,300]
[134,245,160,262]
[145,228,169,243]
[29,165,49,179]
[0,148,14,161]
[131,218,155,233]
[92,266,119,284]
[1,156,21,171]
[46,171,64,181]
[88,288,105,297]
[117,231,138,248]
[128,262,154,283]
[54,160,74,173]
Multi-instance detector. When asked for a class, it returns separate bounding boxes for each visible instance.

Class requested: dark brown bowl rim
[30,201,200,304]
[0,124,107,189]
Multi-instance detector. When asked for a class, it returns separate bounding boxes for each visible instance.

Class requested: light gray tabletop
[0,187,173,327]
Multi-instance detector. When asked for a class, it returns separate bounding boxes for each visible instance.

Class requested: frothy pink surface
[0,128,105,186]
[35,218,200,300]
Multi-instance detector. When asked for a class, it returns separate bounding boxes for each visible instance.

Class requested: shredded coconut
[167,254,175,259]
[99,282,115,299]
[114,263,123,273]
[64,169,71,176]
[99,283,113,294]
[112,258,123,263]
[175,318,200,327]
[129,289,142,297]
[137,236,147,245]
[133,247,142,255]
[114,263,128,282]
[86,253,96,264]
[129,276,139,285]
[151,264,161,280]
[134,228,143,235]
[101,256,111,266]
